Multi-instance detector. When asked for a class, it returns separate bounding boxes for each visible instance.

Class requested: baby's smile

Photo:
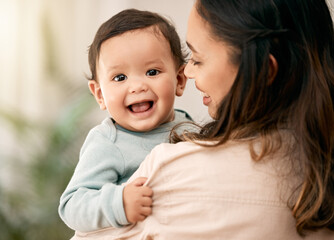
[128,101,154,113]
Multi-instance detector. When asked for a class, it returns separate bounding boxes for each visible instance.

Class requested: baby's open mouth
[128,101,154,113]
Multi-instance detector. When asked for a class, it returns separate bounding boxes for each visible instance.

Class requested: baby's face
[93,27,182,132]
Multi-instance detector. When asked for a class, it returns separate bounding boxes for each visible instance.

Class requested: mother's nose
[184,62,194,80]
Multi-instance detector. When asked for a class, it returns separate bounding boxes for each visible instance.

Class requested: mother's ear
[175,64,187,96]
[88,80,106,110]
[268,54,278,85]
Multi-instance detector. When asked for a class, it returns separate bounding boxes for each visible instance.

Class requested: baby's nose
[128,78,149,93]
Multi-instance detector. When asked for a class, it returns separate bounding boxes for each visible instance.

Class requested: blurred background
[0,0,333,239]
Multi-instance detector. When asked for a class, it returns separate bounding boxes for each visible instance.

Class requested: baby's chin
[116,119,159,132]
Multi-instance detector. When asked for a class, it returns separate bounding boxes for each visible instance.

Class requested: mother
[73,0,334,239]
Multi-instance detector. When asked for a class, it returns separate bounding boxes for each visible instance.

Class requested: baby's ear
[88,80,106,110]
[176,64,187,97]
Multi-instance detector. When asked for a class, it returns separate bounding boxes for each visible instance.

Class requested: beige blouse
[71,140,334,240]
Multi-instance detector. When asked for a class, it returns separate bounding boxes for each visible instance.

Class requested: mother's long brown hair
[172,0,334,235]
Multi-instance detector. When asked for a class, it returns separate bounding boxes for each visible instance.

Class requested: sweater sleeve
[58,127,129,232]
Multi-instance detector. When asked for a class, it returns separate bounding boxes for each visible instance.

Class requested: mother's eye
[146,69,160,76]
[113,74,127,82]
[189,58,201,66]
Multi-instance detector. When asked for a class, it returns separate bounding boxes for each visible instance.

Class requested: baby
[58,9,191,232]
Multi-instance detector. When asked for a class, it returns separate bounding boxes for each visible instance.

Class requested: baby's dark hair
[87,8,186,81]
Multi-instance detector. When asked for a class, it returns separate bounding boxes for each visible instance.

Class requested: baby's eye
[146,69,160,76]
[113,74,127,82]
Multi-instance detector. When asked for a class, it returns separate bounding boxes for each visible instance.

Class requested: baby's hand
[123,177,153,223]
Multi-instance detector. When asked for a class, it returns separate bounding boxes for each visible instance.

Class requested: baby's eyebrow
[105,65,122,76]
[107,65,122,70]
[145,59,165,66]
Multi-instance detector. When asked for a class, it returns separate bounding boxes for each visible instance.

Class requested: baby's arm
[123,177,153,223]
[58,130,128,232]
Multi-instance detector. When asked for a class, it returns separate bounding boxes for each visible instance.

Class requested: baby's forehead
[121,26,167,43]
[137,26,182,67]
[103,26,178,64]
[103,27,171,52]
[96,27,178,71]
